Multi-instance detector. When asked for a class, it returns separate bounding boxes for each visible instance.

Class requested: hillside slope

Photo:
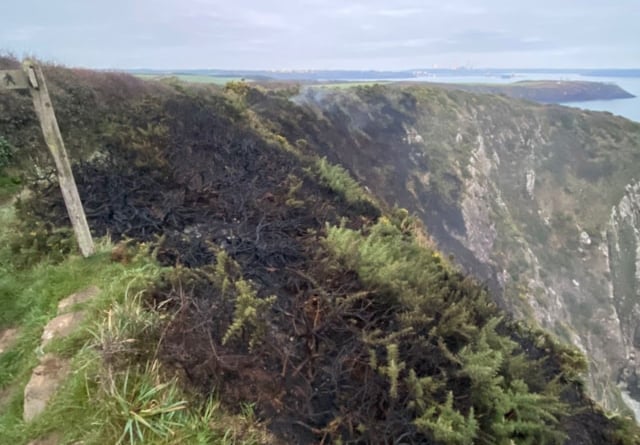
[1,59,639,443]
[249,83,640,415]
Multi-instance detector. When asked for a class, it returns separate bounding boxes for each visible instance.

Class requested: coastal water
[562,77,640,123]
[410,73,640,123]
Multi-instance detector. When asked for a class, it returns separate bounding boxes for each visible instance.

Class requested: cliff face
[252,84,640,414]
[609,183,640,416]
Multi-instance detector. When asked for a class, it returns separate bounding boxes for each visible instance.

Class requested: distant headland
[410,80,635,103]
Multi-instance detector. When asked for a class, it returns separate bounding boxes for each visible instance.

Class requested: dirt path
[23,286,100,425]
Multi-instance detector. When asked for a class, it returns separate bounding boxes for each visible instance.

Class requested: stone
[0,327,19,354]
[41,311,87,347]
[525,169,536,199]
[579,231,592,247]
[57,285,100,314]
[404,126,423,144]
[23,354,70,421]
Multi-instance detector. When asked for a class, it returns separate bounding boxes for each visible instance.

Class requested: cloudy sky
[1,0,638,70]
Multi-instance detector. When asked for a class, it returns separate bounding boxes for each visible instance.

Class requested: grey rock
[57,285,100,314]
[23,354,70,421]
[40,311,87,347]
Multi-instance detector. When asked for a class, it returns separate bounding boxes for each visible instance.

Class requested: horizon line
[119,67,640,72]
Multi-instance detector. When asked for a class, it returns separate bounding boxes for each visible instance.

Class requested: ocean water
[409,73,640,123]
[562,77,640,123]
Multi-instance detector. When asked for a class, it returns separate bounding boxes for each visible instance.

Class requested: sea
[408,72,640,123]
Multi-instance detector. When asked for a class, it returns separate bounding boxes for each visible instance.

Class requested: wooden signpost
[1,61,95,257]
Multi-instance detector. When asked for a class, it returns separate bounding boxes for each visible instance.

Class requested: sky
[1,0,639,70]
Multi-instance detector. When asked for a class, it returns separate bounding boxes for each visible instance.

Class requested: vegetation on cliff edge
[0,57,638,444]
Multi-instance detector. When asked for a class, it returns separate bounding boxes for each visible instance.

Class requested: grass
[311,156,375,207]
[135,75,387,89]
[0,175,20,204]
[0,194,272,444]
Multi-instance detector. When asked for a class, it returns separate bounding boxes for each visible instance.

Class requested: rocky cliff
[609,182,640,417]
[250,84,640,415]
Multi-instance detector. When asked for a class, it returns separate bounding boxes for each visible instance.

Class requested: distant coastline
[131,68,640,121]
[127,67,640,82]
[407,80,635,103]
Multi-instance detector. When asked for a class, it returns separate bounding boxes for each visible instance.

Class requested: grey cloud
[438,30,554,53]
[0,0,638,69]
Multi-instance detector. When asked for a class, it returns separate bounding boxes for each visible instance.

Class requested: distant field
[134,74,390,89]
[317,81,392,88]
[134,73,244,85]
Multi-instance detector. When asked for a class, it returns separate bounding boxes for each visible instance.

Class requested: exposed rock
[23,286,100,422]
[607,181,640,410]
[457,134,497,265]
[57,285,100,314]
[525,169,535,199]
[22,287,99,422]
[403,125,424,144]
[23,354,70,422]
[580,231,592,247]
[40,311,87,347]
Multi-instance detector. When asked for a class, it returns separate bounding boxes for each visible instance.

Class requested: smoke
[290,86,376,134]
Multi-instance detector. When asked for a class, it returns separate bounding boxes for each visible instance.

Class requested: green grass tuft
[0,198,271,444]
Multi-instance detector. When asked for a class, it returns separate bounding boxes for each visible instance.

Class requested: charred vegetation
[1,59,637,444]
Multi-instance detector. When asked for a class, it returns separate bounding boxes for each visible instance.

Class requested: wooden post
[19,60,95,257]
